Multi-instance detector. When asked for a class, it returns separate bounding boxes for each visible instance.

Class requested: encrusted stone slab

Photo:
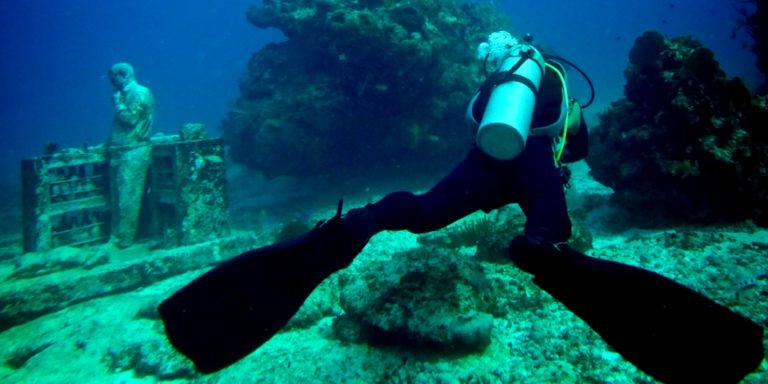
[0,234,260,332]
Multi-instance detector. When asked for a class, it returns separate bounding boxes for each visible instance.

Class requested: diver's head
[108,62,136,90]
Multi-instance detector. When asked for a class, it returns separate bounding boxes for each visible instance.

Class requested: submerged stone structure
[222,0,507,182]
[587,30,768,226]
[21,133,230,252]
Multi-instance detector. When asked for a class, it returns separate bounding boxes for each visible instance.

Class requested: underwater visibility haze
[0,0,767,383]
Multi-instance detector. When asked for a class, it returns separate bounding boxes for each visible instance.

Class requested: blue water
[0,0,759,185]
[0,0,283,184]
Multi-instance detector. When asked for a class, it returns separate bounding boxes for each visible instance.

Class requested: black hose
[544,54,596,108]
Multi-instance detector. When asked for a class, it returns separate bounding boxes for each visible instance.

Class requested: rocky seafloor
[0,163,766,384]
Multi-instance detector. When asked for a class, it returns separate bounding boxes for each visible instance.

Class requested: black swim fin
[509,235,764,384]
[158,201,377,373]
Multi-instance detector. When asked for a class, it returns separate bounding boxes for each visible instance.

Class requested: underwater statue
[108,62,154,145]
[107,62,154,248]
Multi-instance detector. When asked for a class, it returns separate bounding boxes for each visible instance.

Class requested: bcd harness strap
[474,49,582,165]
[473,49,540,121]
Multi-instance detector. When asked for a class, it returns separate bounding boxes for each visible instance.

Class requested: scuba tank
[467,31,595,162]
[469,32,546,160]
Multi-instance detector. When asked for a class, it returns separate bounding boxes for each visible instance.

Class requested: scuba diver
[158,32,764,383]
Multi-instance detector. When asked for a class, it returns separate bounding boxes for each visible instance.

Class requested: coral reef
[223,0,507,182]
[417,206,593,264]
[587,30,768,227]
[336,245,497,352]
[332,206,594,354]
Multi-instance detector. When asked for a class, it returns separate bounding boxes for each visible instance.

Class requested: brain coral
[587,30,768,227]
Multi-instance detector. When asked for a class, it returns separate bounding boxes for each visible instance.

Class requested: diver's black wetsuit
[159,41,763,381]
[367,137,570,242]
[360,65,579,244]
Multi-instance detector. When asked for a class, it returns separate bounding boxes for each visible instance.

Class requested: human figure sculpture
[107,62,154,248]
[108,62,154,145]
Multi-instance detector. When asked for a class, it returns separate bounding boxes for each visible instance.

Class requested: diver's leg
[505,144,765,383]
[366,147,506,234]
[282,147,502,265]
[513,138,572,243]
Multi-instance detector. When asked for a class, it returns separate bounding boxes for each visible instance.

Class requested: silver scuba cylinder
[475,45,545,160]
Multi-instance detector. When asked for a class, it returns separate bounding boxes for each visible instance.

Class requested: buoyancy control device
[469,32,546,160]
[467,31,595,163]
